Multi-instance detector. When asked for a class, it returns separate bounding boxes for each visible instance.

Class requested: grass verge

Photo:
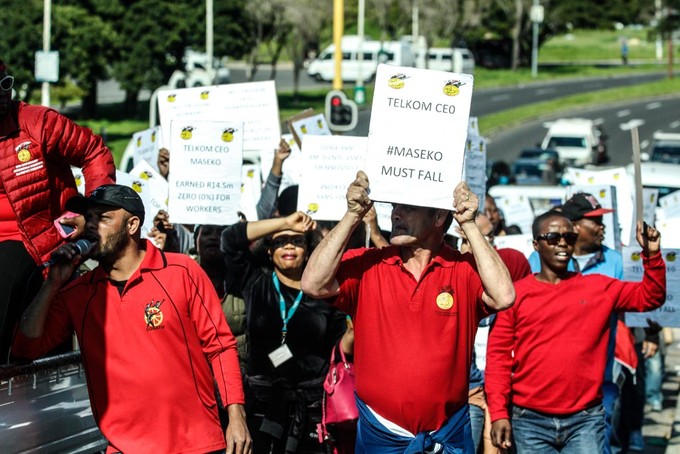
[478,76,680,136]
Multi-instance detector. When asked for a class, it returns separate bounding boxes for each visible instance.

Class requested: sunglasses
[271,235,306,250]
[0,75,14,92]
[536,231,578,246]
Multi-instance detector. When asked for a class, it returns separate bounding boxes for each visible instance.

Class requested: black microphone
[41,238,96,269]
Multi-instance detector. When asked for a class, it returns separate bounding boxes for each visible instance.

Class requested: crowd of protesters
[2,56,672,454]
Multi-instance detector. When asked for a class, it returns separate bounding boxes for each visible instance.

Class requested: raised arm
[301,171,372,298]
[454,182,515,311]
[246,211,315,242]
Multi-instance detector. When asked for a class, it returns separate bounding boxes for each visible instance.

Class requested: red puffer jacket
[0,101,115,265]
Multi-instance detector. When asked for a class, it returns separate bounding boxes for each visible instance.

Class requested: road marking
[535,88,556,95]
[646,102,662,110]
[491,94,511,102]
[617,109,631,118]
[670,121,680,129]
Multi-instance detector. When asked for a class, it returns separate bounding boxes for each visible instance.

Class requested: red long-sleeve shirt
[486,252,666,421]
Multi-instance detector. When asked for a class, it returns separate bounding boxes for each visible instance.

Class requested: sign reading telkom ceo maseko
[364,64,473,211]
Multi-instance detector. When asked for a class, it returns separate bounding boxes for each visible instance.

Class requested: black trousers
[0,240,43,363]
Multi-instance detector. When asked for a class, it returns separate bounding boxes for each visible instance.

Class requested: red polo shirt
[334,245,489,434]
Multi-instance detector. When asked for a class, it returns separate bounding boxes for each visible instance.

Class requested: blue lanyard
[272,272,303,344]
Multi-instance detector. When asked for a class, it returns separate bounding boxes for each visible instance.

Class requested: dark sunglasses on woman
[535,231,578,246]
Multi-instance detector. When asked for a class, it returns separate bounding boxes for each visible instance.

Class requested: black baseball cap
[561,192,614,221]
[66,184,145,223]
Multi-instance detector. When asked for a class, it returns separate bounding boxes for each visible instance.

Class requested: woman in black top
[221,211,349,454]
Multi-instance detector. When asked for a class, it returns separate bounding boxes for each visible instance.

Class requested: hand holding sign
[453,181,478,226]
[636,221,661,256]
[346,171,373,220]
[284,211,317,233]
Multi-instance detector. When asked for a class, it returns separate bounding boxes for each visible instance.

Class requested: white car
[541,118,608,167]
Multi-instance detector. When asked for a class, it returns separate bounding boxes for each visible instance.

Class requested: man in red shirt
[486,210,666,453]
[13,185,251,454]
[301,171,515,453]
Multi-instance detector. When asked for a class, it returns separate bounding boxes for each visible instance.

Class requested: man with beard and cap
[0,58,114,361]
[12,184,251,454]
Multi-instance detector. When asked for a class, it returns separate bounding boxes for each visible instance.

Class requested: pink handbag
[317,346,358,443]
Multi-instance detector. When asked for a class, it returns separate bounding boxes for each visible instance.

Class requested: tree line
[0,0,674,117]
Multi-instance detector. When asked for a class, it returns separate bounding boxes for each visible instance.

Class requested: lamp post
[41,0,51,106]
[354,0,366,105]
[530,0,544,79]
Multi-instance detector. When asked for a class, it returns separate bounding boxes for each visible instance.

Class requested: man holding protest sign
[301,170,515,452]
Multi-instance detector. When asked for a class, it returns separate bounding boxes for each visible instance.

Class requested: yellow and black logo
[222,128,236,142]
[145,300,165,331]
[306,203,319,215]
[139,171,153,180]
[136,136,142,147]
[200,90,210,100]
[167,94,177,103]
[443,80,465,96]
[16,143,32,163]
[388,73,409,89]
[631,252,641,262]
[180,126,194,140]
[131,181,143,193]
[667,252,677,262]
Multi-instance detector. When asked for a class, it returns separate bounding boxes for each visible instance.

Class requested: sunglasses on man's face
[536,231,578,246]
[271,235,306,250]
[0,75,14,92]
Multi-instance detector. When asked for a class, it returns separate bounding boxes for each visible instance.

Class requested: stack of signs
[562,166,635,245]
[168,120,244,225]
[113,170,157,238]
[131,126,163,172]
[463,116,487,214]
[364,64,474,210]
[566,185,620,252]
[259,134,304,201]
[158,81,280,167]
[297,135,367,221]
[623,247,680,327]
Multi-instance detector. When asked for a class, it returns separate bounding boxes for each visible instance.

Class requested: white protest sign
[623,247,680,327]
[494,234,536,259]
[290,113,332,142]
[129,160,169,234]
[240,164,261,222]
[113,170,155,238]
[71,167,86,195]
[158,81,280,159]
[365,64,473,210]
[259,134,304,195]
[374,201,393,235]
[658,191,680,221]
[566,185,620,252]
[167,120,244,225]
[494,195,534,236]
[297,135,366,221]
[463,136,487,213]
[562,166,634,246]
[130,126,162,172]
[656,218,680,248]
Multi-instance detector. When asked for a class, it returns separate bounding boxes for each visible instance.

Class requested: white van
[540,118,606,167]
[307,36,414,83]
[426,48,475,73]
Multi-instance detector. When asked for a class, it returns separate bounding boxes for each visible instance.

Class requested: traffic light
[325,90,358,132]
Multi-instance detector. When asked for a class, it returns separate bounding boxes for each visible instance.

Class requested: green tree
[52,4,118,117]
[0,0,45,101]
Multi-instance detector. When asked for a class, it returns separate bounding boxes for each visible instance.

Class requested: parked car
[642,132,680,164]
[512,158,558,186]
[626,161,680,199]
[540,118,608,167]
[167,49,230,89]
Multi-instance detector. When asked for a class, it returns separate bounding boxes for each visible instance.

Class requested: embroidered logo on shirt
[144,300,165,331]
[436,286,455,310]
[13,141,44,175]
